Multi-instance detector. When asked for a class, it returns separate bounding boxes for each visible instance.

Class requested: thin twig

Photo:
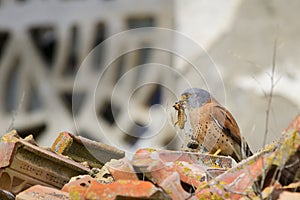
[252,75,268,98]
[260,37,278,194]
[262,37,277,147]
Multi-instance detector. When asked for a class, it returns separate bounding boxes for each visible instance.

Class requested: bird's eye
[181,93,190,100]
[185,94,191,98]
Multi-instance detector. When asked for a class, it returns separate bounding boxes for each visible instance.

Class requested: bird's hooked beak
[178,93,190,108]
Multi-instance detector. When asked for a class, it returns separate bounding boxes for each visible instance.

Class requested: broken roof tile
[52,132,125,168]
[85,179,170,200]
[194,129,300,200]
[16,185,69,200]
[159,172,195,200]
[62,175,93,199]
[62,174,170,199]
[105,157,138,181]
[173,161,206,187]
[0,130,90,194]
[133,148,235,169]
[132,148,233,189]
[140,158,202,199]
[2,114,300,199]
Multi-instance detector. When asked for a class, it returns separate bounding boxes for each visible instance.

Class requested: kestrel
[174,88,253,162]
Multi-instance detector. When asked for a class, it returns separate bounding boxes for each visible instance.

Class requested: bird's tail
[241,137,253,159]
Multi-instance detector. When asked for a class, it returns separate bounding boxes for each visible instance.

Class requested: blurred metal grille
[0,0,176,152]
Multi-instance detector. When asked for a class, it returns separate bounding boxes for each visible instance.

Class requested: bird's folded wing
[210,104,242,146]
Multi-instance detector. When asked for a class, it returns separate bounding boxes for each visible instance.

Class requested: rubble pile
[0,115,300,200]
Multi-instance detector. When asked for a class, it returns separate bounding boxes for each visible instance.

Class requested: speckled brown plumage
[179,88,252,162]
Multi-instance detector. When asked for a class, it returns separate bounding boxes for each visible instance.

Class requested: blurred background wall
[0,0,299,156]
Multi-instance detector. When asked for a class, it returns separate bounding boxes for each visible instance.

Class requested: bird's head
[180,88,211,109]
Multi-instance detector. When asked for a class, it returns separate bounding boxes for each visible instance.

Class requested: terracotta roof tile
[51,131,125,168]
[62,175,93,199]
[0,130,90,194]
[2,114,300,199]
[105,157,139,180]
[16,185,69,200]
[85,179,170,200]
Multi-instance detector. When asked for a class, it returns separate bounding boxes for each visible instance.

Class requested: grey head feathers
[181,88,211,109]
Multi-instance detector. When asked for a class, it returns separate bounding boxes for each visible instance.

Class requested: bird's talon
[213,149,222,156]
[187,141,199,149]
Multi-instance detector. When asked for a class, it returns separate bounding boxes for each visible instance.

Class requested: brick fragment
[0,130,90,194]
[16,185,69,200]
[52,132,125,168]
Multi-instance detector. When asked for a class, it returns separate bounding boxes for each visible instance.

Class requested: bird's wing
[209,104,242,146]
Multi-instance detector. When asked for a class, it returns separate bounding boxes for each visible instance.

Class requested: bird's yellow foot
[213,148,222,156]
